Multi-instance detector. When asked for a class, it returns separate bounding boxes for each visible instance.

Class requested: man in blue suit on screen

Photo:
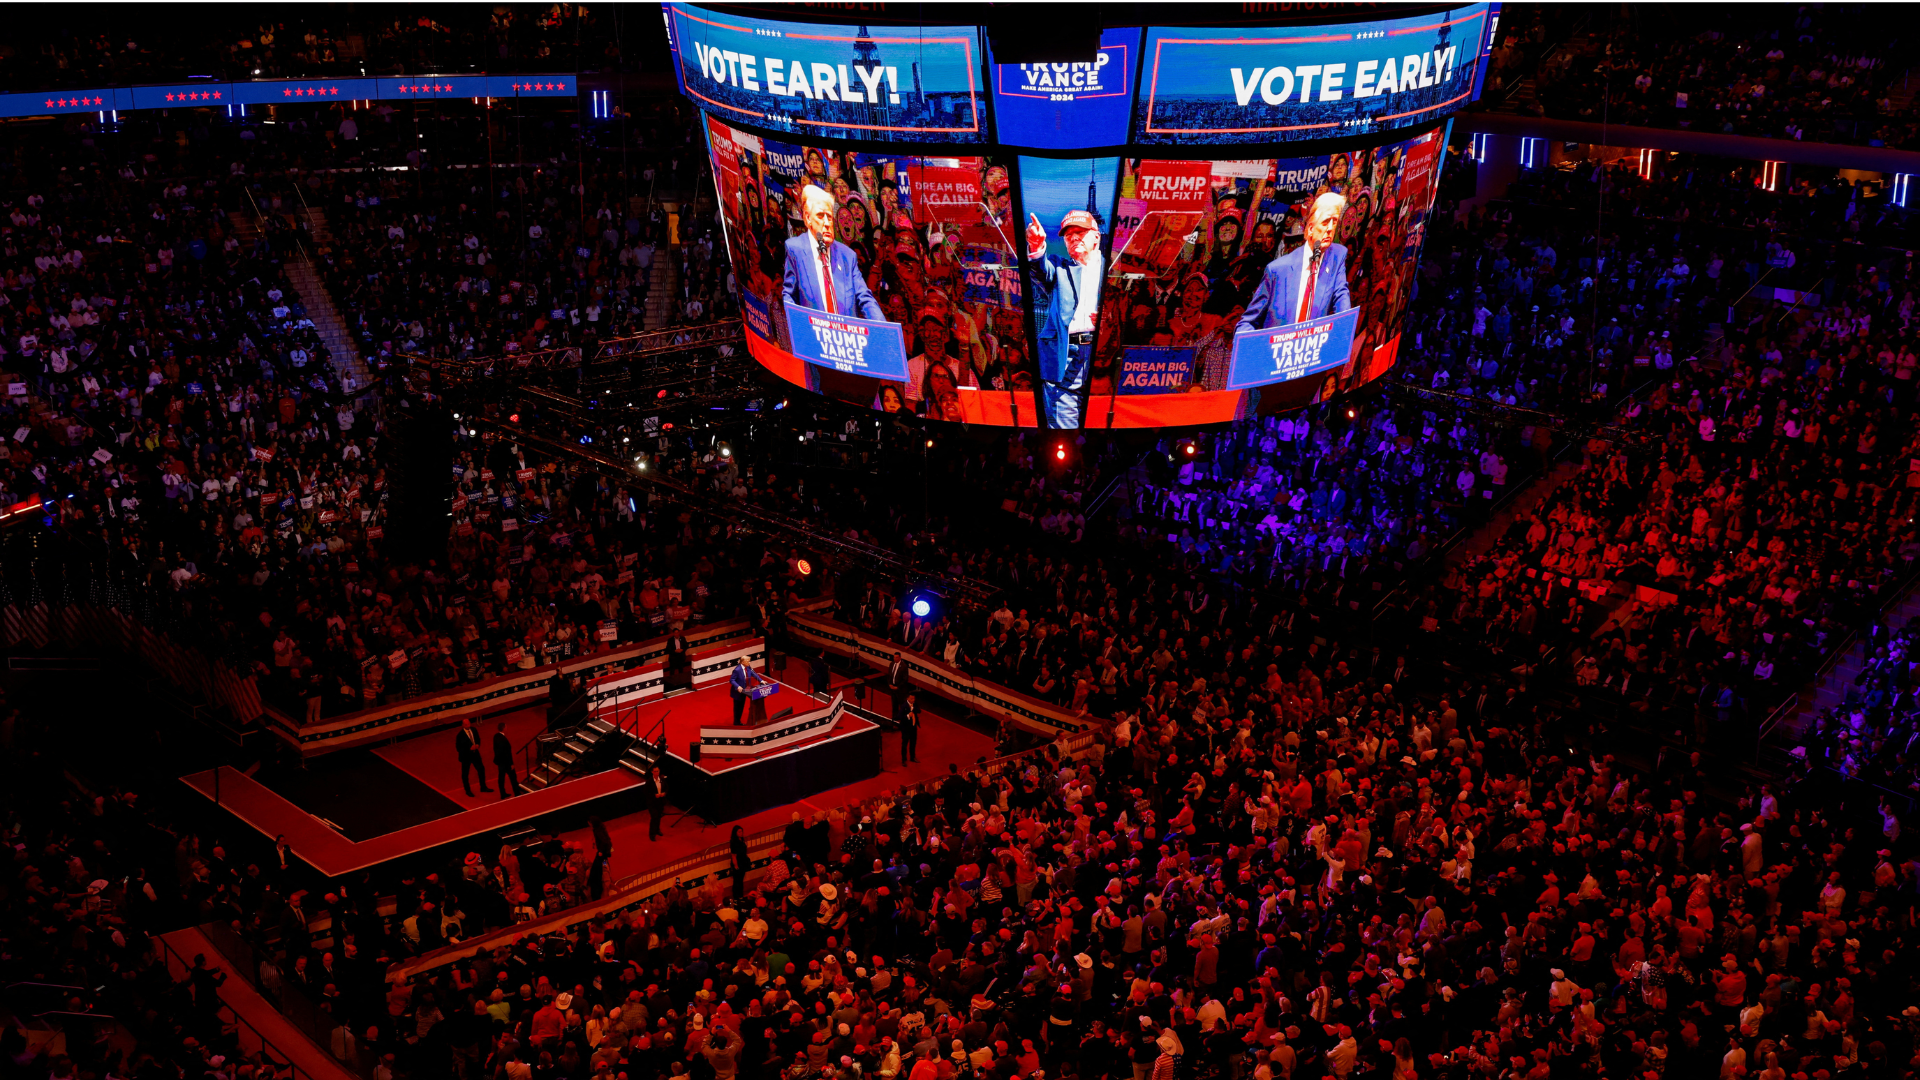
[782,184,885,322]
[1237,192,1351,333]
[1026,208,1105,429]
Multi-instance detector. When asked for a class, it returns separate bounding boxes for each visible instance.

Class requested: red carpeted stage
[181,677,892,876]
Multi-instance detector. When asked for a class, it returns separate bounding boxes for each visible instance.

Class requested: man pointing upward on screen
[1238,192,1351,332]
[782,184,885,321]
[1026,208,1104,429]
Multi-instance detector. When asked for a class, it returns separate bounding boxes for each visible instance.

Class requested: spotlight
[791,557,813,577]
[622,436,629,444]
[452,411,461,419]
[1182,442,1196,456]
[719,445,731,458]
[1054,444,1067,461]
[508,412,520,423]
[925,438,935,448]
[1347,408,1356,419]
[899,587,944,621]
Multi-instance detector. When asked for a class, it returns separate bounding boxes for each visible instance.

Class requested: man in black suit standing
[900,690,920,766]
[648,766,667,840]
[665,630,691,690]
[456,716,490,797]
[886,652,910,724]
[810,652,832,698]
[492,721,519,799]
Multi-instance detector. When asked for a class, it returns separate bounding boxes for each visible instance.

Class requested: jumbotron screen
[675,3,1488,427]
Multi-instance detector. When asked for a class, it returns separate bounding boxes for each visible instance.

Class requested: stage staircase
[522,703,668,790]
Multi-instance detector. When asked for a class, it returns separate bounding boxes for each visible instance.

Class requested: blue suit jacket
[782,234,885,321]
[1237,243,1351,333]
[1026,249,1103,385]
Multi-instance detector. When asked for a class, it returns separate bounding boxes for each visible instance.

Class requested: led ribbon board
[0,74,577,119]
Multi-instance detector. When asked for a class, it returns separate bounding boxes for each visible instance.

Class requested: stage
[180,758,645,878]
[181,676,891,874]
[637,680,885,822]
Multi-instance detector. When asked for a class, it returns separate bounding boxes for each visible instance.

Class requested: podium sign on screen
[783,304,911,382]
[1226,307,1359,391]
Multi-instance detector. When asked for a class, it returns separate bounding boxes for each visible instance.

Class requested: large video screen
[1086,125,1449,426]
[668,4,986,144]
[708,112,1449,427]
[1134,6,1489,146]
[705,115,1038,425]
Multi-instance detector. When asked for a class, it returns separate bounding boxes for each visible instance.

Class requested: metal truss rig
[1383,379,1654,446]
[476,415,1001,607]
[397,319,752,387]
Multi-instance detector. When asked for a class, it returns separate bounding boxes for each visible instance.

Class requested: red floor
[374,707,553,811]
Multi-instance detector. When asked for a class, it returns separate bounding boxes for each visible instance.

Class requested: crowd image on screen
[705,116,1029,421]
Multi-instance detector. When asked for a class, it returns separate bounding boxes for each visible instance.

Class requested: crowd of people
[1492,6,1920,149]
[7,45,1920,1080]
[0,704,318,1080]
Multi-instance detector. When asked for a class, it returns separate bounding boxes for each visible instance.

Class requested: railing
[151,932,323,1080]
[194,921,372,1079]
[395,319,748,384]
[1753,559,1920,759]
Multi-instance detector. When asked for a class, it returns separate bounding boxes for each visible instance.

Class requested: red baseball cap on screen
[1058,210,1099,235]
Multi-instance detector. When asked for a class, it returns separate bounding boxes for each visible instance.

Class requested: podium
[743,677,779,725]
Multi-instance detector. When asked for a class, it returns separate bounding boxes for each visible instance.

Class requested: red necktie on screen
[1298,250,1319,323]
[818,243,837,315]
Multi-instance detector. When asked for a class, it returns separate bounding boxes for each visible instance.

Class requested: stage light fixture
[1054,444,1067,460]
[509,412,520,423]
[925,438,935,448]
[899,587,944,621]
[794,558,813,576]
